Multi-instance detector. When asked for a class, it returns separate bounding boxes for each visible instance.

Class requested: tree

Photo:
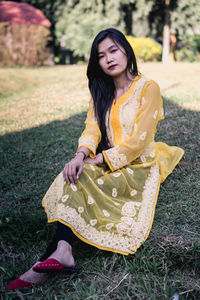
[162,0,170,64]
[148,0,200,62]
[56,0,125,59]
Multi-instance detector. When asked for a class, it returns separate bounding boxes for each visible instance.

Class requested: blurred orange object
[0,1,51,27]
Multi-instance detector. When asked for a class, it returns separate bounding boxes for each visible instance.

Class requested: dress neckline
[113,75,140,106]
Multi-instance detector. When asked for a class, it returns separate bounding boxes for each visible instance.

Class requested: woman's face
[98,37,128,77]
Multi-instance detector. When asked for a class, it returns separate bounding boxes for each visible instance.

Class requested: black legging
[39,222,76,261]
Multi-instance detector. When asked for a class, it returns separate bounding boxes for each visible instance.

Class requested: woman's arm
[78,99,101,157]
[63,98,102,184]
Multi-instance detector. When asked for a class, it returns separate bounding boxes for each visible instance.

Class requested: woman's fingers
[69,165,77,184]
[76,164,84,179]
[63,163,70,184]
[63,159,84,184]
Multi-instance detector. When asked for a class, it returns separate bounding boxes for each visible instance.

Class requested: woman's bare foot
[47,240,75,268]
[20,262,49,284]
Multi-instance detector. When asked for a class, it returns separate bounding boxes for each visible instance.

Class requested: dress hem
[42,174,161,256]
[160,148,184,183]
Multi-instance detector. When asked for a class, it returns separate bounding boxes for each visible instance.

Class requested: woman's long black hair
[87,28,138,153]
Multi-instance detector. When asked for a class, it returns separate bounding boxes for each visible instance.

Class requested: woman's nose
[106,54,113,64]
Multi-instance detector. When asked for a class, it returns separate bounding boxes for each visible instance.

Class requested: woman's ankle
[57,240,72,252]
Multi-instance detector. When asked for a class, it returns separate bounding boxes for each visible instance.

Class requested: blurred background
[0,0,200,66]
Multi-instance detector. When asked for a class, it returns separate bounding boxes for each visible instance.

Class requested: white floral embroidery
[90,165,95,171]
[112,188,117,198]
[134,123,138,132]
[88,196,94,204]
[106,223,114,230]
[116,216,137,236]
[97,178,104,185]
[103,209,110,217]
[119,78,150,140]
[153,110,158,120]
[140,155,146,163]
[126,167,134,174]
[113,172,121,178]
[116,222,130,235]
[150,150,156,158]
[71,184,77,192]
[121,201,138,217]
[78,135,96,154]
[105,145,127,170]
[142,96,146,105]
[62,194,69,202]
[43,163,160,255]
[113,201,120,206]
[140,131,147,141]
[121,216,136,227]
[90,219,97,226]
[78,206,84,214]
[130,190,137,197]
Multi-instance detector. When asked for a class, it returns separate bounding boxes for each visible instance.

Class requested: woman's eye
[98,55,104,59]
[111,49,117,53]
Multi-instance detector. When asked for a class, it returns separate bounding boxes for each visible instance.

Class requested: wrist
[74,151,86,160]
[97,153,104,164]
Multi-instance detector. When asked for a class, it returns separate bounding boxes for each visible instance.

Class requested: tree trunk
[170,33,176,62]
[162,0,170,64]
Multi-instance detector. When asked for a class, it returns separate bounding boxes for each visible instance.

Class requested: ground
[0,63,199,299]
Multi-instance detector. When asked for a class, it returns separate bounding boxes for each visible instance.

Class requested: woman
[6,28,184,290]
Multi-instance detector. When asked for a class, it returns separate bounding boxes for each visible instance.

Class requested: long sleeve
[103,81,164,171]
[78,99,101,157]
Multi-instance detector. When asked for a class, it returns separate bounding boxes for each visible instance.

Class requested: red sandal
[6,278,33,290]
[33,258,80,274]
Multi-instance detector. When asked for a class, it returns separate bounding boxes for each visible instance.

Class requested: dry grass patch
[139,62,200,111]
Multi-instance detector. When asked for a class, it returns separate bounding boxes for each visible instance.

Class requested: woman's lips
[108,64,117,70]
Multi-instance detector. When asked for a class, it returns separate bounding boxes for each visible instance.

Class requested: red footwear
[33,258,79,274]
[6,278,33,290]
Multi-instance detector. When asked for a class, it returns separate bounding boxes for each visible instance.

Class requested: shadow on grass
[0,100,200,298]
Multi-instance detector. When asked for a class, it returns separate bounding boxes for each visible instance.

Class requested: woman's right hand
[63,152,85,185]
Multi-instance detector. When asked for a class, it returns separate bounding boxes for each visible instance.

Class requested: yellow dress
[42,76,184,255]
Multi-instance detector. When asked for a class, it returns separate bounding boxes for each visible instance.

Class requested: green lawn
[0,63,200,299]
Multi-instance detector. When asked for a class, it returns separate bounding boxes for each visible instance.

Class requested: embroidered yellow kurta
[42,76,184,255]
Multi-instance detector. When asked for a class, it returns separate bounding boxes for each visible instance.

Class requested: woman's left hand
[84,153,104,164]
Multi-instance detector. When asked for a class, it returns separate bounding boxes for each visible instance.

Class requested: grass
[0,63,200,299]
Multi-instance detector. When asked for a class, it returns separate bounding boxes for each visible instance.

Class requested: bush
[176,35,200,62]
[126,36,162,62]
[0,23,52,67]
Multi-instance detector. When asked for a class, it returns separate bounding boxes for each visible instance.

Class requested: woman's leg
[6,222,77,289]
[37,222,76,268]
[39,222,76,261]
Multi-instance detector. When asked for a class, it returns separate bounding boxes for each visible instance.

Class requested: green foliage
[56,0,125,59]
[170,0,200,40]
[126,35,162,62]
[176,35,200,62]
[0,23,52,66]
[13,0,200,63]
